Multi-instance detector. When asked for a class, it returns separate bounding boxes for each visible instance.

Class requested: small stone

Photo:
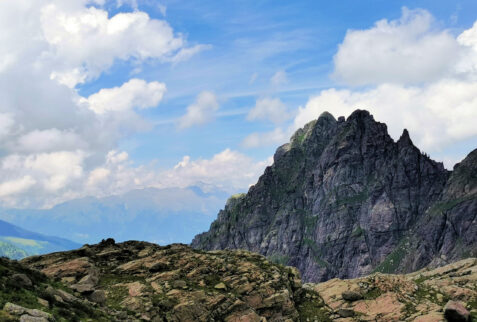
[19,315,48,322]
[89,290,106,304]
[214,282,227,290]
[4,302,26,315]
[37,298,49,308]
[149,262,170,273]
[337,308,355,318]
[71,283,95,294]
[25,309,51,319]
[172,280,187,289]
[54,295,63,303]
[12,274,33,287]
[444,300,470,322]
[342,291,363,302]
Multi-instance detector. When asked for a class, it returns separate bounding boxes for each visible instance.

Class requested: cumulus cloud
[161,149,273,193]
[78,149,272,205]
[242,128,289,148]
[333,8,459,85]
[15,129,87,153]
[40,2,203,87]
[82,79,166,114]
[0,177,36,198]
[247,97,290,124]
[178,91,219,129]
[0,0,207,208]
[295,8,477,168]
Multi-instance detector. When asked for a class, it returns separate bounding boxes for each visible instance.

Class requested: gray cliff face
[399,148,477,273]
[191,110,476,283]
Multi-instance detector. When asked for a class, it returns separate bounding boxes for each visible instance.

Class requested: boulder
[4,302,26,315]
[11,274,32,288]
[444,301,470,322]
[341,291,363,302]
[89,290,106,304]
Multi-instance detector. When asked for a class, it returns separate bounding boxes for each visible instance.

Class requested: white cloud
[178,91,219,129]
[157,4,167,17]
[247,97,290,124]
[87,167,111,186]
[0,176,36,198]
[40,3,202,87]
[15,129,87,153]
[242,128,289,148]
[270,70,288,86]
[169,44,212,64]
[78,148,271,205]
[116,0,138,10]
[161,149,272,193]
[333,7,459,86]
[0,0,206,208]
[82,79,166,114]
[23,151,85,191]
[0,114,15,140]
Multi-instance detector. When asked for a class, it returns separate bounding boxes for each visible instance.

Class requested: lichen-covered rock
[0,257,107,321]
[192,109,477,283]
[21,240,329,321]
[5,240,477,321]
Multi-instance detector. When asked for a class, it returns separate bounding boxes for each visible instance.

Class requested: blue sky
[81,0,477,168]
[0,0,476,210]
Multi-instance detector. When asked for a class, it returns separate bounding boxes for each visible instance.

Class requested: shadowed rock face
[192,109,476,282]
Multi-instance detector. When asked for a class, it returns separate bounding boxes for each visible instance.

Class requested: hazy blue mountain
[0,219,80,258]
[0,187,229,245]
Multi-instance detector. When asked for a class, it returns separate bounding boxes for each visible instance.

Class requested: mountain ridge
[0,219,80,259]
[2,239,477,321]
[192,109,476,282]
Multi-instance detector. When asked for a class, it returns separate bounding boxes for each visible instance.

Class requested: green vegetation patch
[352,225,365,237]
[296,289,331,322]
[105,285,129,311]
[363,287,383,300]
[373,239,409,274]
[335,189,369,208]
[99,273,144,287]
[3,237,45,248]
[0,241,29,260]
[0,258,107,321]
[428,197,470,216]
[267,253,289,266]
[304,238,329,268]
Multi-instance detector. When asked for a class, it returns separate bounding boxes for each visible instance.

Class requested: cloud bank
[0,0,243,208]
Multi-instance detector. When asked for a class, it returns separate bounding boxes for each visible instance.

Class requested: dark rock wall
[193,110,475,283]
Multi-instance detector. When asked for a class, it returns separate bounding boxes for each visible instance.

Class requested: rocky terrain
[192,109,477,283]
[0,239,476,321]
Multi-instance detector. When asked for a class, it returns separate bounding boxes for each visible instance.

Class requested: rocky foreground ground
[0,239,476,321]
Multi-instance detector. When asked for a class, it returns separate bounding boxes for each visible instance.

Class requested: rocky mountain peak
[192,109,475,283]
[397,128,413,146]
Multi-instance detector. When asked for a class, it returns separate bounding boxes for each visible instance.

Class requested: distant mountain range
[0,186,229,245]
[193,110,477,282]
[0,219,80,259]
